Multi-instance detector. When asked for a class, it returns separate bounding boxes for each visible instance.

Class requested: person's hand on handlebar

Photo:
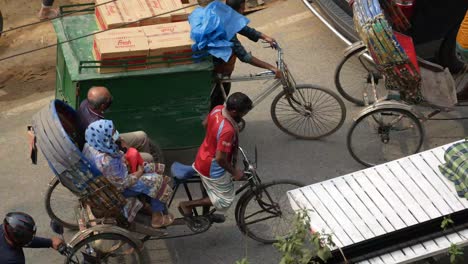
[261,34,277,49]
[51,237,65,250]
[249,58,282,79]
[271,67,283,79]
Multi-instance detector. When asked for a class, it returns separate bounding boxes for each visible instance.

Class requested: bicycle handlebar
[262,40,283,67]
[238,146,261,184]
[57,243,68,255]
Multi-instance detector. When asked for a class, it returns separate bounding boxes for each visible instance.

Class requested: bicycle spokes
[348,108,423,166]
[237,181,303,243]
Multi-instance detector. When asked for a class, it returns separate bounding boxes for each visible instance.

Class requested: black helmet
[3,212,37,247]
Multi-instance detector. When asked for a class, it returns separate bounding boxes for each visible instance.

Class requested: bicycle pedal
[209,214,225,223]
[185,216,211,233]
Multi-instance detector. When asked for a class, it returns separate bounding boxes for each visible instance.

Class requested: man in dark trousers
[0,212,63,264]
[209,0,281,110]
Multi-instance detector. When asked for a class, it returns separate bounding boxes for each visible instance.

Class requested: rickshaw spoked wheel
[45,177,80,230]
[347,107,424,167]
[65,232,143,264]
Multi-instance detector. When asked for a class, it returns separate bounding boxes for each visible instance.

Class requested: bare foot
[178,202,193,217]
[38,7,59,20]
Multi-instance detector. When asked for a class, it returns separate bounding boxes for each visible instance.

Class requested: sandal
[151,213,174,228]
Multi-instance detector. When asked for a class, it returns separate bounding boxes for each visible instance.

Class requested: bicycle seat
[171,162,198,180]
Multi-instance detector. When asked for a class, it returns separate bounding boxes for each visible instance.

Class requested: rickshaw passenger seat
[171,162,198,180]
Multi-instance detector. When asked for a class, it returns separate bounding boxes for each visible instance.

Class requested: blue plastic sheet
[189,1,250,62]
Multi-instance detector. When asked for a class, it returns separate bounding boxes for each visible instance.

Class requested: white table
[288,141,468,263]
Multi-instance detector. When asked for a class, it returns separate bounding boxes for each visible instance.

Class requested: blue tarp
[189,1,249,62]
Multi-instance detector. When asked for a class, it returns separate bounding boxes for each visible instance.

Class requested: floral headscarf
[85,119,118,155]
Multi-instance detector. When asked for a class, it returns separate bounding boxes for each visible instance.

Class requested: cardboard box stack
[93,27,150,73]
[93,21,194,73]
[143,21,193,68]
[95,0,189,30]
[93,0,197,73]
[95,0,121,30]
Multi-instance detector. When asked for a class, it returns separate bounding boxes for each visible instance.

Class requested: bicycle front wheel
[271,85,346,140]
[65,232,142,264]
[45,177,79,230]
[347,108,424,167]
[335,46,386,106]
[237,180,304,244]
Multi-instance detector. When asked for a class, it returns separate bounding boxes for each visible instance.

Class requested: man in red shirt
[179,92,253,216]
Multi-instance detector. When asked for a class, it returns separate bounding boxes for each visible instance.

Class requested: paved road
[1,0,468,263]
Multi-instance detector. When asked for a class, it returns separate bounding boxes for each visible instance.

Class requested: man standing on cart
[210,0,282,110]
[178,92,253,216]
[190,0,281,110]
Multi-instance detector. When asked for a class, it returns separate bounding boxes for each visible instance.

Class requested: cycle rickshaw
[333,0,468,167]
[31,99,304,263]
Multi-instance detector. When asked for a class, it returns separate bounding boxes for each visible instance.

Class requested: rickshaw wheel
[65,232,143,264]
[347,107,424,167]
[334,45,387,106]
[45,177,79,230]
[237,180,303,244]
[271,85,346,139]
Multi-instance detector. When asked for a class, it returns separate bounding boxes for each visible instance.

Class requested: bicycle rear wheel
[65,232,142,264]
[347,108,424,167]
[237,180,304,244]
[335,46,386,106]
[45,177,79,230]
[271,85,346,139]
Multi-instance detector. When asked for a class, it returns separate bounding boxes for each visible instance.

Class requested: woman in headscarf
[82,119,174,228]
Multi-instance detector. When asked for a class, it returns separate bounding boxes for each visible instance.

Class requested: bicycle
[214,42,346,139]
[45,144,303,243]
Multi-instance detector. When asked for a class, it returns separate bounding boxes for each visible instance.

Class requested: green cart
[52,13,213,150]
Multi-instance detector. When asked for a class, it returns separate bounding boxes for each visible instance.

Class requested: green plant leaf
[441,216,454,230]
[317,247,332,261]
[275,209,338,264]
[450,254,456,264]
[235,257,249,264]
[448,243,464,264]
